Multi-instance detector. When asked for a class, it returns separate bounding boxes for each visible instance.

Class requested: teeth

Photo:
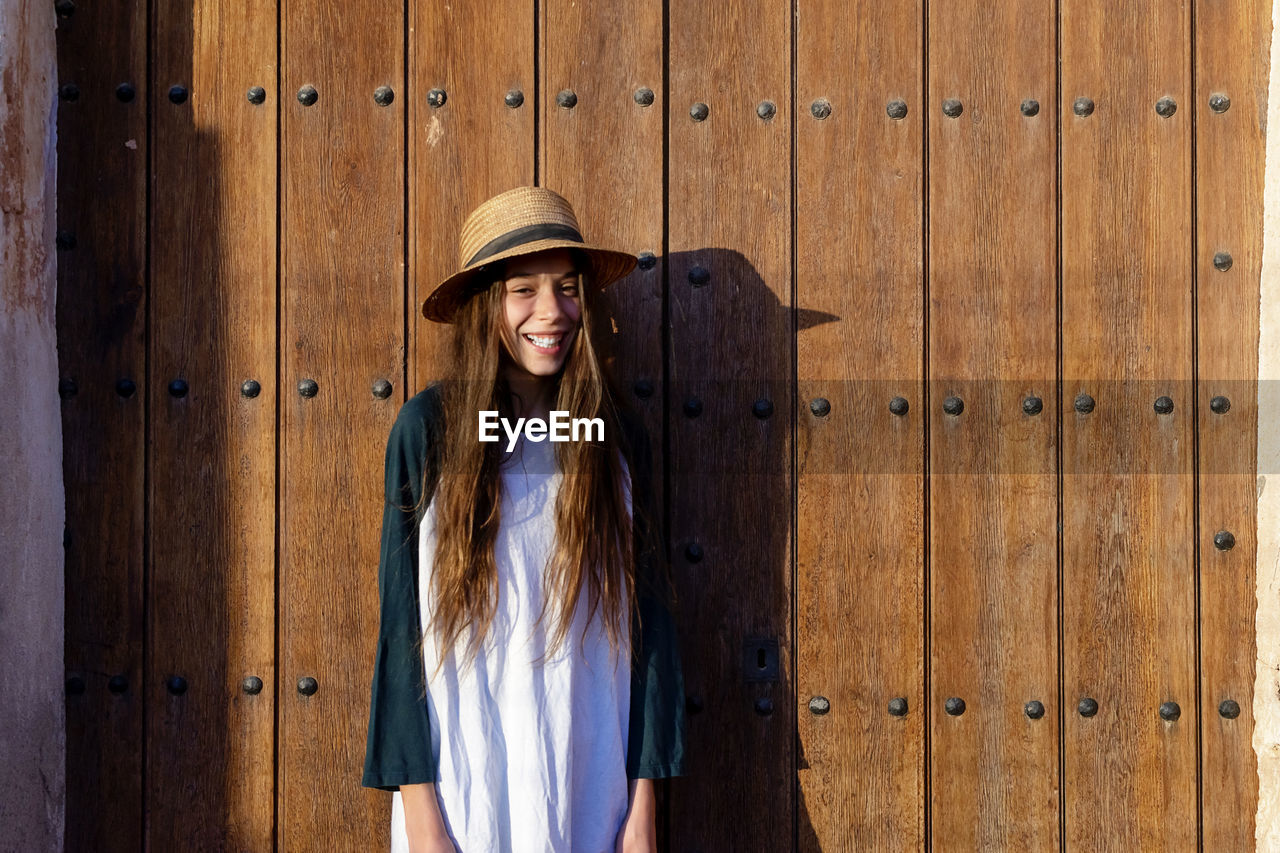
[525,334,560,348]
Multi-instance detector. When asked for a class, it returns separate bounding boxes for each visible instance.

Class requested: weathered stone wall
[0,0,65,849]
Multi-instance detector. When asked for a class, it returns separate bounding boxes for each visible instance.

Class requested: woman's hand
[614,778,658,853]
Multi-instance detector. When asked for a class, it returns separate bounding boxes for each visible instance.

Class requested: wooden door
[56,0,1265,849]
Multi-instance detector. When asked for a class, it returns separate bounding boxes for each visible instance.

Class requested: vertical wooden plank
[541,0,663,404]
[1194,0,1267,844]
[55,0,146,848]
[1060,0,1196,847]
[147,0,278,846]
[667,4,792,850]
[541,0,666,841]
[410,1,534,387]
[279,0,403,845]
[795,0,924,848]
[926,1,1059,848]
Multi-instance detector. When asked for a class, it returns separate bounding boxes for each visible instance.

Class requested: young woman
[362,187,687,853]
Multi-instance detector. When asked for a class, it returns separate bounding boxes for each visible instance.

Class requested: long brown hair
[418,248,645,680]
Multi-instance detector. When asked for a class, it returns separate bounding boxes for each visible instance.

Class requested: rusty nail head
[810,397,831,418]
[1210,395,1231,414]
[1073,97,1094,117]
[942,98,963,118]
[810,99,831,120]
[886,99,908,120]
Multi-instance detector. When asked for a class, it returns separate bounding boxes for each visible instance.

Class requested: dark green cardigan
[362,384,687,789]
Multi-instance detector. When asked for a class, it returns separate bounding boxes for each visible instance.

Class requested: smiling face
[498,247,583,381]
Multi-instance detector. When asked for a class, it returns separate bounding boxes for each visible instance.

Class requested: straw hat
[422,186,638,323]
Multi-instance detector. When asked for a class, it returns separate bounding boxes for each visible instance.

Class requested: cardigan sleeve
[624,414,689,779]
[362,389,440,790]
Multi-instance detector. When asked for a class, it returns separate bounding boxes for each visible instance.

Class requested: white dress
[390,432,633,853]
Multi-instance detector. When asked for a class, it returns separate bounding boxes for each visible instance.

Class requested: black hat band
[465,222,584,267]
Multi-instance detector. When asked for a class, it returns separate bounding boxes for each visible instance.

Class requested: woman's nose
[535,283,565,319]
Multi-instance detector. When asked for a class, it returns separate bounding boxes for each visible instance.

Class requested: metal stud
[943,395,964,416]
[58,378,77,399]
[944,696,966,716]
[754,697,774,716]
[168,85,188,105]
[889,396,909,416]
[886,99,908,120]
[1021,99,1040,117]
[56,230,76,250]
[683,397,702,418]
[115,378,136,398]
[1023,395,1043,415]
[1210,395,1231,414]
[1078,697,1098,717]
[298,378,318,398]
[242,676,264,695]
[504,89,524,108]
[757,100,776,120]
[54,0,75,17]
[557,89,578,109]
[373,86,395,107]
[633,379,654,399]
[1214,530,1236,551]
[810,397,831,418]
[1209,93,1231,113]
[166,675,188,696]
[297,676,318,696]
[808,696,831,715]
[296,85,317,106]
[1074,393,1095,414]
[634,87,655,107]
[1073,96,1095,117]
[688,265,710,287]
[241,379,261,398]
[371,378,393,399]
[1153,395,1174,414]
[690,101,709,121]
[1025,700,1045,719]
[887,697,909,717]
[247,86,266,105]
[1213,251,1233,272]
[65,675,85,696]
[686,694,704,714]
[426,88,447,108]
[1159,701,1181,721]
[168,378,189,398]
[1155,97,1177,118]
[942,98,963,118]
[753,399,773,420]
[1219,699,1240,719]
[115,83,136,103]
[684,542,703,563]
[108,675,128,694]
[637,252,657,271]
[810,99,831,120]
[59,83,80,101]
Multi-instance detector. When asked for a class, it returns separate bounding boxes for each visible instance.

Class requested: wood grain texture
[1194,0,1267,845]
[411,0,535,388]
[1060,0,1197,846]
[794,0,925,848]
[147,0,278,846]
[926,0,1059,848]
[667,2,793,850]
[279,0,404,845]
[54,0,147,848]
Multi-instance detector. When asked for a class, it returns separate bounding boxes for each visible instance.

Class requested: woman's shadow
[606,247,837,852]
